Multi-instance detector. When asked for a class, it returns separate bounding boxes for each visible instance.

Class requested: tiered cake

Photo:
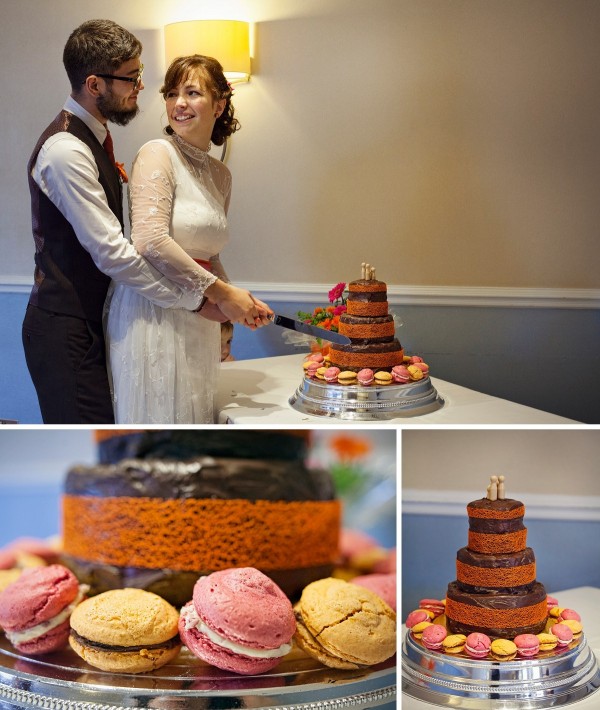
[328,263,404,373]
[445,476,548,638]
[60,430,341,606]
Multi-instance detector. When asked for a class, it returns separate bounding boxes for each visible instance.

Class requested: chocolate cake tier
[328,340,404,372]
[347,279,387,294]
[64,458,334,500]
[346,301,388,317]
[339,314,395,343]
[60,558,332,606]
[95,430,309,465]
[456,546,537,593]
[446,580,548,638]
[62,458,340,604]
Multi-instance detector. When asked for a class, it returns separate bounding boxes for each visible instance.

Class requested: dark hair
[63,19,142,91]
[160,55,240,146]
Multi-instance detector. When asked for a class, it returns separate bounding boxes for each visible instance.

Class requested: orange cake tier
[61,432,339,605]
[338,315,396,341]
[327,343,404,371]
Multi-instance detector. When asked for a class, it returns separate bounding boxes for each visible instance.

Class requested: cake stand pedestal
[289,376,444,420]
[402,630,600,708]
[0,637,395,710]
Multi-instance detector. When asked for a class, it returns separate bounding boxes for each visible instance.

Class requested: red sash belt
[193,258,213,273]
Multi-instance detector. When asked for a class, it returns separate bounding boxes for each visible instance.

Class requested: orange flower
[116,162,128,183]
[326,306,335,314]
[330,434,372,461]
[314,307,324,315]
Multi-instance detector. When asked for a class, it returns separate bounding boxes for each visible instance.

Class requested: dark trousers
[22,304,114,424]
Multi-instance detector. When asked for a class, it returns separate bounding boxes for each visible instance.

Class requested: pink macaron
[405,609,430,629]
[551,623,574,646]
[306,361,320,378]
[307,352,324,363]
[0,564,85,655]
[391,365,410,384]
[410,362,429,376]
[357,368,374,386]
[546,595,559,610]
[179,568,296,675]
[421,624,448,651]
[465,632,491,659]
[419,599,445,618]
[324,366,341,383]
[514,633,540,658]
[351,573,396,611]
[559,609,581,622]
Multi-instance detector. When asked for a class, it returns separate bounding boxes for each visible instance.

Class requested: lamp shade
[164,20,251,82]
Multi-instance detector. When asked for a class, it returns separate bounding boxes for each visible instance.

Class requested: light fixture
[164,20,251,83]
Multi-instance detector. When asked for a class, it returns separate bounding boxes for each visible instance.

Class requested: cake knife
[268,313,351,345]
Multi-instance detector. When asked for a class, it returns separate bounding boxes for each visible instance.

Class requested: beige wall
[2,0,600,289]
[402,430,600,497]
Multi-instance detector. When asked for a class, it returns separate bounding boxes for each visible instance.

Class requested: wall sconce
[164,20,251,83]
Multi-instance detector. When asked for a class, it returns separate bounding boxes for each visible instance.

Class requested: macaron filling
[69,629,181,653]
[4,584,88,646]
[181,603,292,659]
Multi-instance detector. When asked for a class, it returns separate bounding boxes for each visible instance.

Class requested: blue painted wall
[402,512,600,617]
[2,292,599,423]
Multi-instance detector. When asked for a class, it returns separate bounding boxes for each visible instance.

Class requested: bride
[105,55,272,423]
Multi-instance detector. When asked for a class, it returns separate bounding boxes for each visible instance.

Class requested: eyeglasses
[87,64,144,90]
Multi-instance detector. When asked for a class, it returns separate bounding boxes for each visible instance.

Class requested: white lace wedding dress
[105,134,231,424]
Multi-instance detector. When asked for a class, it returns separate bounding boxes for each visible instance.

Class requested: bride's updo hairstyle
[161,54,241,146]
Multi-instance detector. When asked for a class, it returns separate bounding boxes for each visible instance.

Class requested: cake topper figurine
[361,262,376,280]
[486,475,499,501]
[498,475,505,500]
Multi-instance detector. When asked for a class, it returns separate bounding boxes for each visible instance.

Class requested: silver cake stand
[402,630,600,708]
[0,636,395,710]
[289,376,444,420]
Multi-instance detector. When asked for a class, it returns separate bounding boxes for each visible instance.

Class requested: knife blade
[269,313,351,345]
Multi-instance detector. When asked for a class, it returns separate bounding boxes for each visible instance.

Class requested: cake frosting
[445,477,548,639]
[61,431,341,606]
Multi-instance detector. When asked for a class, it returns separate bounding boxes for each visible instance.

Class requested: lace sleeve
[128,141,216,298]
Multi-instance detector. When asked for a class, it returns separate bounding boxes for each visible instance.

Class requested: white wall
[2,0,600,292]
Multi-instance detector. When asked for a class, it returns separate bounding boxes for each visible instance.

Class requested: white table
[216,355,578,424]
[402,586,600,709]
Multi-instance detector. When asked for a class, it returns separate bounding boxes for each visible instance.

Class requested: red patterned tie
[103,129,116,165]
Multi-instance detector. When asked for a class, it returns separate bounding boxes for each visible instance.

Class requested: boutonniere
[115,162,128,183]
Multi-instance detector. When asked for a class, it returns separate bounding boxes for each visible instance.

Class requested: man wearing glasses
[22,19,202,424]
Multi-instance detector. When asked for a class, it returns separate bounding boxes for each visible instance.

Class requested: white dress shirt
[30,96,200,311]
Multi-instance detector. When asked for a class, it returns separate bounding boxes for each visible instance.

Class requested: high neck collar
[171,133,212,161]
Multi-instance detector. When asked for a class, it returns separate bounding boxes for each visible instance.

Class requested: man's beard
[96,90,139,126]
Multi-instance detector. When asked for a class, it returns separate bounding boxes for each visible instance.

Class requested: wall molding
[403,489,600,522]
[2,277,599,309]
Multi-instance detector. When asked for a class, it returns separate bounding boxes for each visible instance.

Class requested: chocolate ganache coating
[64,458,335,501]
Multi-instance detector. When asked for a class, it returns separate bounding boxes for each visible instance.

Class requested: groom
[22,19,203,424]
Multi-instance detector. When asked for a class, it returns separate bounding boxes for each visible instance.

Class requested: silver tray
[0,636,396,710]
[402,629,600,708]
[289,375,444,420]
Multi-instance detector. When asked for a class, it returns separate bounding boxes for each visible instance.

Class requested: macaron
[411,621,433,639]
[560,619,582,639]
[514,633,540,658]
[391,365,410,384]
[405,609,430,628]
[421,624,447,651]
[465,632,491,659]
[306,361,320,378]
[307,352,324,363]
[338,371,358,385]
[351,573,396,611]
[419,598,445,618]
[180,568,295,675]
[315,366,328,380]
[0,564,86,656]
[537,633,558,652]
[357,368,374,386]
[546,595,559,610]
[324,366,341,384]
[442,634,467,655]
[374,371,393,386]
[293,577,396,669]
[407,365,424,381]
[410,362,429,376]
[559,609,581,623]
[490,638,517,661]
[536,633,558,651]
[70,588,181,673]
[549,606,564,619]
[551,623,574,646]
